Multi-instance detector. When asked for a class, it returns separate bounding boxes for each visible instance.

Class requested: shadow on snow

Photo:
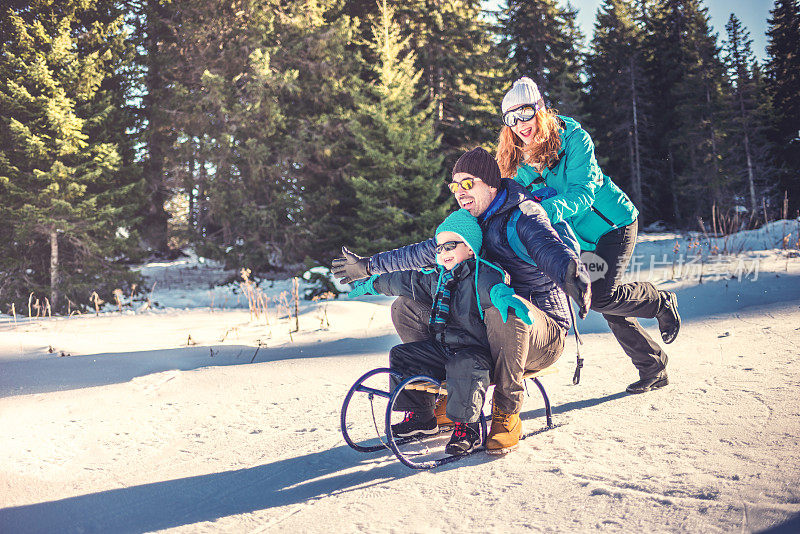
[0,334,399,398]
[0,390,629,533]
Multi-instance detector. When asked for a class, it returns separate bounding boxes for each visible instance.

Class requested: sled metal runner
[340,366,558,469]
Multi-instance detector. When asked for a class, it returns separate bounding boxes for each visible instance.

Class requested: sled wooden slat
[404,366,559,395]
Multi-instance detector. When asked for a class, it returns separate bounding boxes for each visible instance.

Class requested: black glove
[331,246,371,284]
[563,258,592,319]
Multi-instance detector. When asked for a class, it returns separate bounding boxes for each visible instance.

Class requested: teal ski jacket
[512,116,638,251]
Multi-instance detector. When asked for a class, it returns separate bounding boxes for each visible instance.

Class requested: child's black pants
[389,340,491,424]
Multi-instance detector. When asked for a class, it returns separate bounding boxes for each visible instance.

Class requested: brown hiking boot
[434,396,453,427]
[486,408,521,454]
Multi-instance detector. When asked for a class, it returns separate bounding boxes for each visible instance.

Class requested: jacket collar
[438,258,475,281]
[478,179,533,223]
[478,188,507,224]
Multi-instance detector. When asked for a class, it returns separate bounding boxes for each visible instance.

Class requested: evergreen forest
[1,0,799,313]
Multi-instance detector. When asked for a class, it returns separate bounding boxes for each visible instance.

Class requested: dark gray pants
[391,296,565,415]
[588,219,668,379]
[389,340,491,424]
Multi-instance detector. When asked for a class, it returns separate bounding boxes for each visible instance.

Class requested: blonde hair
[496,108,563,178]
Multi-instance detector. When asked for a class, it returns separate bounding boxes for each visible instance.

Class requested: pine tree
[126,0,174,254]
[345,0,447,255]
[341,1,507,169]
[153,0,299,270]
[152,0,363,269]
[279,0,366,265]
[500,0,586,118]
[0,0,140,313]
[722,13,775,214]
[76,0,143,241]
[765,0,800,216]
[112,0,175,255]
[547,2,586,119]
[585,0,653,215]
[644,0,729,224]
[399,1,507,162]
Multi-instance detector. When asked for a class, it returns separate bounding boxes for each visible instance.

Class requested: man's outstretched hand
[564,258,592,319]
[331,246,371,284]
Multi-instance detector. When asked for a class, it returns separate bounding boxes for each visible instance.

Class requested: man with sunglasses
[333,147,591,454]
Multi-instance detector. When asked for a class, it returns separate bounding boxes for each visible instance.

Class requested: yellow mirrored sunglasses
[447,178,481,194]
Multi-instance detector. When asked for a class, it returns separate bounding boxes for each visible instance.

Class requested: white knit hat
[501,76,544,114]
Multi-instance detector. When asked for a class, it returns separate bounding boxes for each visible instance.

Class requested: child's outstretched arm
[347,271,435,307]
[332,240,438,284]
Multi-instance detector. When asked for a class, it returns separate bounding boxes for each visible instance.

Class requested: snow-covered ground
[1,223,800,533]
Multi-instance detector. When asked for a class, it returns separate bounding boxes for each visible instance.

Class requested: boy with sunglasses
[348,209,531,455]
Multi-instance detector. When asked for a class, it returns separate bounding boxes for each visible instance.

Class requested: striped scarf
[429,269,457,343]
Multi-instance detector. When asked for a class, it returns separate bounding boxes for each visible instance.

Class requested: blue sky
[485,1,774,61]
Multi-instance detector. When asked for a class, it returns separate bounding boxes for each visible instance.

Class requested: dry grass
[112,289,124,312]
[312,291,335,329]
[238,270,303,337]
[89,291,103,316]
[291,277,300,333]
[239,268,271,326]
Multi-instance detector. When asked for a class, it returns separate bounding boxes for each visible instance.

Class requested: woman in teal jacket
[495,76,680,394]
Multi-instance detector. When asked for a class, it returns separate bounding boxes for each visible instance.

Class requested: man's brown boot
[486,407,521,454]
[434,396,453,427]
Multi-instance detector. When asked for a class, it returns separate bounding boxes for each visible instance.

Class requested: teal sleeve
[539,129,603,224]
[347,275,379,298]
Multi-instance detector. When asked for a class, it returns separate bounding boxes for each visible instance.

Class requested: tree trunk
[705,85,721,205]
[669,150,681,223]
[743,129,756,212]
[198,159,208,237]
[188,145,196,235]
[140,0,171,254]
[49,228,58,311]
[630,56,643,208]
[436,63,443,123]
[738,89,758,212]
[627,130,636,208]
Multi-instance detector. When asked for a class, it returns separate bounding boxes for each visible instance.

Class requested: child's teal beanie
[435,209,483,255]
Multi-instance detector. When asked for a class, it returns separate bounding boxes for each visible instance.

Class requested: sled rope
[567,299,584,385]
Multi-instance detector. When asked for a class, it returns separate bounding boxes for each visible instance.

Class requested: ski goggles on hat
[502,104,540,127]
[447,177,481,194]
[435,240,464,254]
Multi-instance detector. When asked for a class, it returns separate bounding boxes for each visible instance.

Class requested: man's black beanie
[451,147,502,189]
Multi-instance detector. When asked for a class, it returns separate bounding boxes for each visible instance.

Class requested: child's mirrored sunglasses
[435,240,464,254]
[448,178,479,194]
[502,104,538,127]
